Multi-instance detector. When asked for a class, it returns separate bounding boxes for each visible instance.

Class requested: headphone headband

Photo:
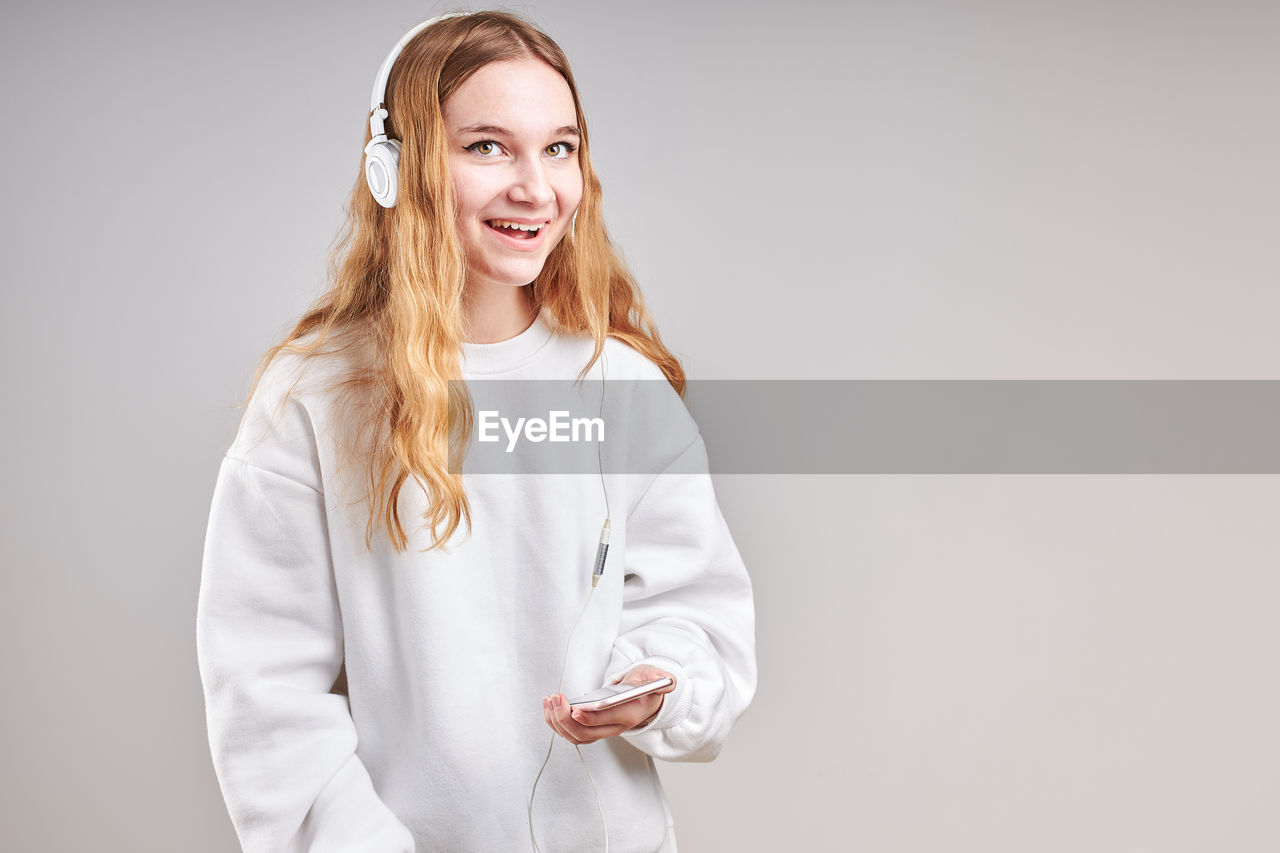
[368,11,469,140]
[364,11,470,208]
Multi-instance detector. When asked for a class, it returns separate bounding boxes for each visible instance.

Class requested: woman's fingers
[544,694,585,744]
[541,664,679,744]
[543,694,631,744]
[543,695,579,744]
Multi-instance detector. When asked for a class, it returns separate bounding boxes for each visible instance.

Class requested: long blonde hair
[244,10,684,553]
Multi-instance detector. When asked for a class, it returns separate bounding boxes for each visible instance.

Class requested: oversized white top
[196,309,757,852]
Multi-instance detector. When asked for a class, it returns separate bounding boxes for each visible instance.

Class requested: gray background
[2,0,1278,850]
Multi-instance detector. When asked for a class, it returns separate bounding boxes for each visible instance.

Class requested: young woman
[196,11,756,852]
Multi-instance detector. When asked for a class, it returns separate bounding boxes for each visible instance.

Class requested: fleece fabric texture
[196,309,757,853]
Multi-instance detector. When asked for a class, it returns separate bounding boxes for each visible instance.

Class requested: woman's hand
[542,664,676,745]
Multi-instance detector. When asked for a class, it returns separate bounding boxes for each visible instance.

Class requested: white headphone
[364,12,470,208]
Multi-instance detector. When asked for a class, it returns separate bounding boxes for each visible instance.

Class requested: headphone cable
[527,350,612,852]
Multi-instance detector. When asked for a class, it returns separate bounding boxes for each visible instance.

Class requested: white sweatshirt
[196,309,757,853]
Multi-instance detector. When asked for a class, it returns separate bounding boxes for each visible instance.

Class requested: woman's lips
[484,220,548,251]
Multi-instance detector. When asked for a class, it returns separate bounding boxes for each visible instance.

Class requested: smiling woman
[195,10,756,853]
[446,58,584,318]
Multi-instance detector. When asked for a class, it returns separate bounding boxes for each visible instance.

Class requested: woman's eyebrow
[456,123,581,137]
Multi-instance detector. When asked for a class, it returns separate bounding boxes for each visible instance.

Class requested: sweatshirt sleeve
[195,364,414,852]
[604,433,758,763]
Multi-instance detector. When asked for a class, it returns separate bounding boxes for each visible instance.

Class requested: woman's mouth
[485,219,545,240]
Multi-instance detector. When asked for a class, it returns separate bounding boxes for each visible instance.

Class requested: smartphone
[568,676,673,711]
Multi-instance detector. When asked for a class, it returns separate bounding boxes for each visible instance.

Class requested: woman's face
[444,57,584,293]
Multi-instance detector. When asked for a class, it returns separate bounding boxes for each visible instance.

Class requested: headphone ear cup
[363,138,402,208]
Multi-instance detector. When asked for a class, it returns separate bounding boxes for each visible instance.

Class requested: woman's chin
[467,260,550,291]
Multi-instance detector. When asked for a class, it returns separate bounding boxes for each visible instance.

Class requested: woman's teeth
[487,219,543,239]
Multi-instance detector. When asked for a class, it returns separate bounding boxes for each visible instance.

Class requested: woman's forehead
[444,58,576,133]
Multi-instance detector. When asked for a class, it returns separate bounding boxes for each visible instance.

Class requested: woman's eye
[545,142,576,159]
[466,140,502,157]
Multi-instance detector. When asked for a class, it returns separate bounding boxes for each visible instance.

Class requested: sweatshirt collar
[461,307,555,374]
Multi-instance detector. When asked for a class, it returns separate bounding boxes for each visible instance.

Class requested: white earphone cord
[528,352,611,853]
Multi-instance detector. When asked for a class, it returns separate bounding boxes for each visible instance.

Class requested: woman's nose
[508,158,555,207]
